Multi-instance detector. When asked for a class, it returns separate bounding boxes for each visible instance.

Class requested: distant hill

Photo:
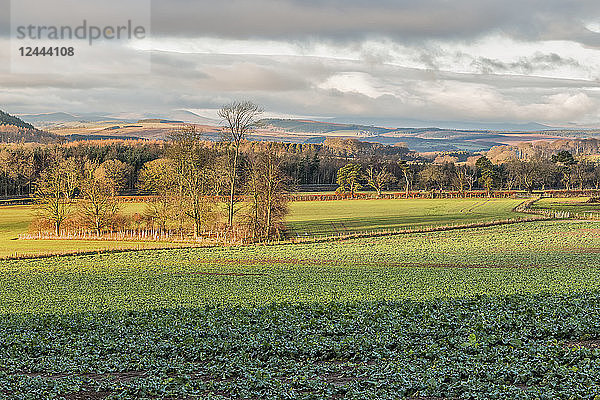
[258,118,595,152]
[19,109,218,128]
[5,111,596,152]
[0,110,35,130]
[0,109,58,143]
[260,118,396,136]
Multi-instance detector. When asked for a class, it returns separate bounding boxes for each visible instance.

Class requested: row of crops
[2,219,600,398]
[2,293,600,399]
[1,220,600,314]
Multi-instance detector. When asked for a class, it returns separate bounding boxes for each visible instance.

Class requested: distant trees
[453,165,476,194]
[552,151,577,190]
[475,156,500,196]
[95,159,132,195]
[336,163,362,198]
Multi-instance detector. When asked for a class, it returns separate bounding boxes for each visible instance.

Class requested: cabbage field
[2,214,600,398]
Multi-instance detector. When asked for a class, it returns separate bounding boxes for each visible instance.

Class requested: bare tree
[593,163,600,190]
[397,160,413,196]
[78,162,120,236]
[168,125,214,237]
[95,159,132,195]
[365,165,395,197]
[138,158,178,233]
[453,165,475,194]
[218,101,263,226]
[34,158,77,236]
[245,149,288,241]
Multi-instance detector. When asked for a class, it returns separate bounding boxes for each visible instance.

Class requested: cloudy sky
[1,0,600,128]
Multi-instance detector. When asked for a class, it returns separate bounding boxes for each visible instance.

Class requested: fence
[19,227,252,245]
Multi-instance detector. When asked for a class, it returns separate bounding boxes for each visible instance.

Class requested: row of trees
[33,102,289,242]
[0,138,413,198]
[336,152,600,197]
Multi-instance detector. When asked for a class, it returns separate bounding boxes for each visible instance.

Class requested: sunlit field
[0,198,525,258]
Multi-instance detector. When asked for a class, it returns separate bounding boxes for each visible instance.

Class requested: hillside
[0,110,58,143]
[260,118,573,151]
[6,111,600,152]
[0,110,35,130]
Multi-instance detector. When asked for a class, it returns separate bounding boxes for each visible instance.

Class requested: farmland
[2,198,600,399]
[3,294,600,399]
[532,197,600,215]
[1,220,600,314]
[286,198,523,237]
[0,197,523,258]
[0,204,186,259]
[1,219,600,398]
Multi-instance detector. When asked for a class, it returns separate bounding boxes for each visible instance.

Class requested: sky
[1,0,600,128]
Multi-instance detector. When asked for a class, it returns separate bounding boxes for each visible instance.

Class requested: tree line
[30,102,289,242]
[335,151,600,197]
[0,136,414,199]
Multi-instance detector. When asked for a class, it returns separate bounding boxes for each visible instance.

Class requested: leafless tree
[137,158,178,233]
[218,101,263,226]
[365,165,395,197]
[78,161,120,236]
[245,149,288,241]
[34,158,77,236]
[168,125,215,237]
[398,160,413,196]
[95,159,132,195]
[453,165,475,194]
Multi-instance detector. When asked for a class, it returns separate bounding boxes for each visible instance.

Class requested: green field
[0,198,523,258]
[287,198,522,237]
[1,220,600,398]
[0,204,185,259]
[2,198,600,399]
[1,220,599,313]
[532,197,600,215]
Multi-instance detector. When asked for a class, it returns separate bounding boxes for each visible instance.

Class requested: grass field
[286,198,523,237]
[0,204,185,259]
[532,197,600,215]
[1,220,600,398]
[0,198,524,258]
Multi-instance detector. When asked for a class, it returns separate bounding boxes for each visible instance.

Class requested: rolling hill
[6,110,600,152]
[0,110,58,143]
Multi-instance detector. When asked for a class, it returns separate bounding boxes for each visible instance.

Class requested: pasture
[532,197,600,215]
[0,204,185,259]
[0,198,524,258]
[286,197,523,237]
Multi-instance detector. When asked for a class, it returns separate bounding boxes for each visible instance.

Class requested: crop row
[2,294,600,399]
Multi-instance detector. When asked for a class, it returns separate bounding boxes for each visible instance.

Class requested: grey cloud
[148,0,600,45]
[472,53,585,74]
[1,1,600,126]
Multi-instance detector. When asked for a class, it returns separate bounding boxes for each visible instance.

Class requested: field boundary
[522,197,600,220]
[273,214,552,246]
